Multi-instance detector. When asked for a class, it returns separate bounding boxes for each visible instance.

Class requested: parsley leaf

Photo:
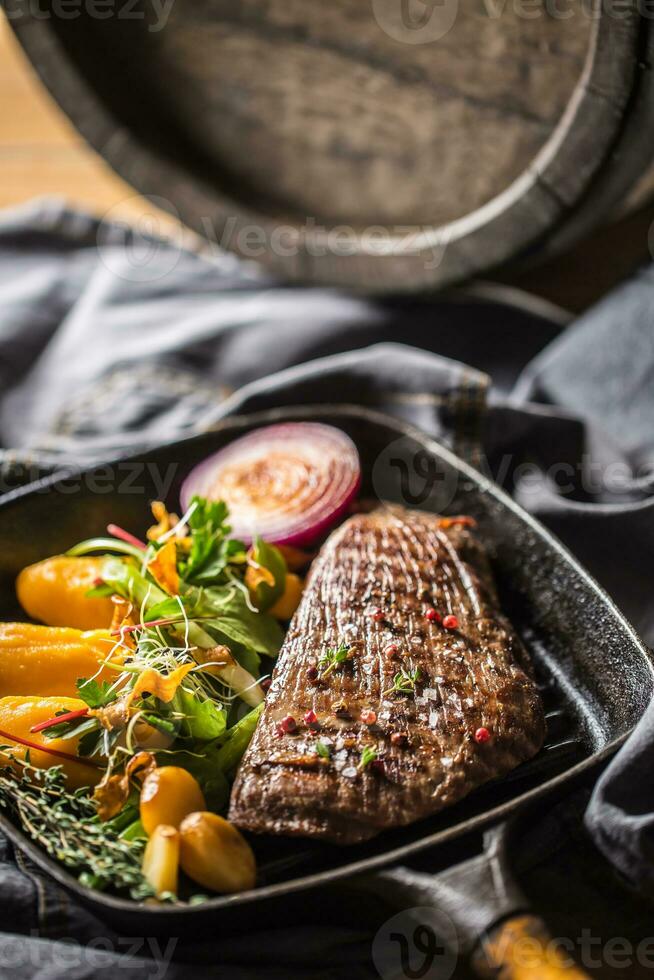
[180,496,243,585]
[76,678,116,709]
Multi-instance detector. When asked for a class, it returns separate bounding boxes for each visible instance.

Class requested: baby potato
[0,695,100,788]
[179,812,256,893]
[17,556,114,630]
[0,623,116,698]
[142,824,180,898]
[139,766,206,836]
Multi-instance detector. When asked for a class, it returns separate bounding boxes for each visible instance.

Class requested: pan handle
[472,914,591,979]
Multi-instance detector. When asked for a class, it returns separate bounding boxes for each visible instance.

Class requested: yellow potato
[142,825,180,898]
[0,695,101,788]
[139,767,206,836]
[17,556,114,630]
[179,812,256,893]
[0,623,117,698]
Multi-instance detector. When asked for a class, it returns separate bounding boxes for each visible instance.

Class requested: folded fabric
[585,702,654,896]
[1,199,654,973]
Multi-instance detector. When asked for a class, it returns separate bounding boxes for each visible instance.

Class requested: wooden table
[0,13,174,230]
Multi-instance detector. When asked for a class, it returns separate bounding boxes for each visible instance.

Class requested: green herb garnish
[0,760,154,900]
[318,643,352,678]
[358,746,378,770]
[76,677,116,709]
[247,536,287,611]
[315,741,331,760]
[172,688,226,741]
[383,667,422,698]
[179,497,242,585]
[213,703,264,778]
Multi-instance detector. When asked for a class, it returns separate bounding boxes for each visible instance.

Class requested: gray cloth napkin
[1,198,653,975]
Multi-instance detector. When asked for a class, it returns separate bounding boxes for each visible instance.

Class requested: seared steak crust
[229,506,545,844]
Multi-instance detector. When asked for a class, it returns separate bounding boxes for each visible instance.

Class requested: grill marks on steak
[229,507,546,844]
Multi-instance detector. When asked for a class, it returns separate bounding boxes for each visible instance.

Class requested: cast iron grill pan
[0,406,650,933]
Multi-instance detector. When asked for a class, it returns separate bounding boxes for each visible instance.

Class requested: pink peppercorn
[475,727,490,744]
[425,608,441,623]
[370,607,385,621]
[370,758,386,775]
[391,732,408,747]
[307,665,319,683]
[443,615,459,630]
[261,678,272,692]
[361,708,377,726]
[384,644,400,658]
[279,715,297,734]
[304,709,319,728]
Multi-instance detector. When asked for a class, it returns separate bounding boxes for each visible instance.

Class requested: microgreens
[315,741,331,760]
[28,493,287,903]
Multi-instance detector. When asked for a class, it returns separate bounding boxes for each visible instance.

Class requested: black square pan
[0,405,651,933]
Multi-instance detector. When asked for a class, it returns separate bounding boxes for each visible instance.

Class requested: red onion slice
[180,423,361,546]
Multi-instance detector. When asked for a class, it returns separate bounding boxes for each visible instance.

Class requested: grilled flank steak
[229,506,546,844]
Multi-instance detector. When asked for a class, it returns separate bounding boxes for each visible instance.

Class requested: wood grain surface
[1,6,652,310]
[126,0,592,226]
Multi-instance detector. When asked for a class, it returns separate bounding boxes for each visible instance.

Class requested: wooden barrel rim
[4,1,644,290]
[528,16,654,263]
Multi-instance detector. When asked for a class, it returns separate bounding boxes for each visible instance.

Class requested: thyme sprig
[358,746,378,770]
[318,643,354,678]
[0,757,154,900]
[383,667,422,698]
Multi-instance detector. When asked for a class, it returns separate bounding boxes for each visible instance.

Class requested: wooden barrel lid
[5,0,648,289]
